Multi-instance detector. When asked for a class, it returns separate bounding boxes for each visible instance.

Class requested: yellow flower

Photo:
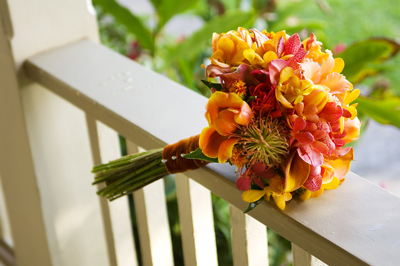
[276,66,314,109]
[210,29,252,67]
[242,176,292,211]
[242,152,310,210]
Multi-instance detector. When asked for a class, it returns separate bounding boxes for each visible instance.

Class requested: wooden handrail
[24,39,400,266]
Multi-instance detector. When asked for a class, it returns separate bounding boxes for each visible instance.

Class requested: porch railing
[0,1,400,266]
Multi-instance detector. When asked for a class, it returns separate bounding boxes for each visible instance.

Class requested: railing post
[0,8,52,266]
[127,141,175,266]
[292,244,328,266]
[175,173,218,266]
[0,0,108,265]
[230,205,269,266]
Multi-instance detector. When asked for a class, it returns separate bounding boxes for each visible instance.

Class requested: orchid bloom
[302,147,354,193]
[241,152,310,210]
[242,175,293,210]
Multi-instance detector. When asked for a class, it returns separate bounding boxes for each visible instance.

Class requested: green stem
[92,148,170,200]
[98,159,162,197]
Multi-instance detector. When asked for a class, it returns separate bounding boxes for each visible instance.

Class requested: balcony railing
[1,1,400,266]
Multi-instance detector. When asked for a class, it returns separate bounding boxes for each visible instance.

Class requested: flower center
[238,117,289,168]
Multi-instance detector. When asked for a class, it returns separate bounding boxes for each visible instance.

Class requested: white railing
[1,1,400,266]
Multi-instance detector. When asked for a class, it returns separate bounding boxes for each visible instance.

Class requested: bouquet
[92,27,361,211]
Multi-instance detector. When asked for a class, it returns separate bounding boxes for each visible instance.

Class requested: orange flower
[205,91,253,136]
[199,127,239,163]
[200,91,253,163]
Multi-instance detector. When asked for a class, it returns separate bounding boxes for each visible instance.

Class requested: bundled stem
[92,134,208,201]
[92,148,168,201]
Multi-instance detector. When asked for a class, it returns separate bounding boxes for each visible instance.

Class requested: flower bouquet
[92,27,361,211]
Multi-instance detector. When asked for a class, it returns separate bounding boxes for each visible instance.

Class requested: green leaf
[355,95,400,128]
[148,0,161,9]
[201,80,223,91]
[161,10,255,69]
[338,38,400,84]
[93,0,153,52]
[244,196,264,213]
[183,147,219,163]
[157,0,201,30]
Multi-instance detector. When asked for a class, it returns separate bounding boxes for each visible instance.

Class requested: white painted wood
[95,121,138,266]
[0,11,52,266]
[21,81,109,266]
[230,205,268,266]
[5,0,98,70]
[0,238,15,266]
[175,174,218,266]
[1,0,106,265]
[86,116,118,266]
[86,116,138,266]
[127,141,174,266]
[292,244,328,266]
[0,178,13,249]
[25,40,400,266]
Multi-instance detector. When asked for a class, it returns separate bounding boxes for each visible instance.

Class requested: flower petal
[332,58,344,74]
[284,152,310,192]
[218,138,239,163]
[343,117,361,143]
[236,176,251,191]
[285,33,301,55]
[298,146,324,167]
[294,117,306,132]
[320,72,351,94]
[217,37,235,62]
[329,147,354,180]
[214,109,237,136]
[263,51,278,64]
[303,174,322,192]
[319,102,343,123]
[301,60,321,83]
[272,194,286,210]
[323,176,340,190]
[345,89,360,105]
[299,189,312,201]
[242,189,265,202]
[199,126,226,158]
[296,132,314,144]
[234,101,253,126]
[303,88,329,113]
[270,59,289,85]
[279,67,294,84]
[311,141,329,154]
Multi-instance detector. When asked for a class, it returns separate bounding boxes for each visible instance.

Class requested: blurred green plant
[95,0,400,265]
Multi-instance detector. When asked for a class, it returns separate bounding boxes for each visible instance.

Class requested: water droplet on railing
[123,86,132,91]
[124,71,131,75]
[125,78,132,83]
[108,76,116,80]
[117,73,122,78]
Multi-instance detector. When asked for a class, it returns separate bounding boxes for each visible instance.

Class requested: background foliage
[95,0,400,265]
